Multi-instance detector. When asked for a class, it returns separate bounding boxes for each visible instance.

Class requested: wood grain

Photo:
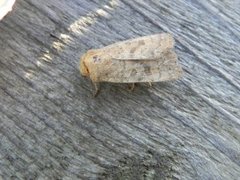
[0,0,240,179]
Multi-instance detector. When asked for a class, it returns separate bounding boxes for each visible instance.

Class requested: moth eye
[93,55,101,63]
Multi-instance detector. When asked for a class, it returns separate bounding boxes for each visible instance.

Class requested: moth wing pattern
[97,49,183,83]
[102,33,174,60]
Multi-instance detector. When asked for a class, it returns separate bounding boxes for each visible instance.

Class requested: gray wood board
[0,0,240,179]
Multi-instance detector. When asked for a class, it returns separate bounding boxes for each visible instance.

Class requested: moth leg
[148,82,153,87]
[92,82,100,97]
[128,83,135,92]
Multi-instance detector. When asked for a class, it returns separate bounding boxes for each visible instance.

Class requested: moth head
[80,52,90,77]
[80,50,97,76]
[80,49,101,77]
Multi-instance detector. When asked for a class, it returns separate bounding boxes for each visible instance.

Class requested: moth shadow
[98,81,172,98]
[97,82,152,98]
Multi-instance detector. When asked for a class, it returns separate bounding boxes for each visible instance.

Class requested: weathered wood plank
[0,0,240,179]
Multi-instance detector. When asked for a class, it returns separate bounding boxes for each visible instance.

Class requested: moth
[80,33,183,96]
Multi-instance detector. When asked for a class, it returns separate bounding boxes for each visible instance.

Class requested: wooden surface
[0,0,240,179]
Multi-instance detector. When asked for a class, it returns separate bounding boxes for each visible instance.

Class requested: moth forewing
[102,33,175,60]
[79,33,183,95]
[98,49,182,83]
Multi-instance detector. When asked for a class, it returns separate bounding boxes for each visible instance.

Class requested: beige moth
[80,33,183,96]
